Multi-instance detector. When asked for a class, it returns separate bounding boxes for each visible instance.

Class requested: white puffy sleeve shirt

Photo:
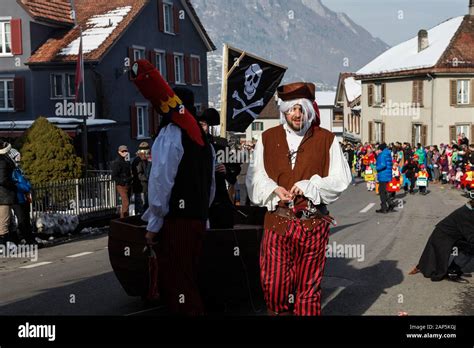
[246,132,351,211]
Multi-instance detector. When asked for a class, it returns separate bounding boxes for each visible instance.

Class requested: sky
[321,0,468,46]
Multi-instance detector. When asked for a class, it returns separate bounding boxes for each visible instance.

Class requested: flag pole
[219,44,229,137]
[70,0,88,174]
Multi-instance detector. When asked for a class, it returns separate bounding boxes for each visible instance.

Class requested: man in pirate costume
[131,60,215,315]
[246,82,352,316]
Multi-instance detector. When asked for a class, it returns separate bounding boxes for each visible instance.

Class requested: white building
[356,1,474,146]
[335,73,362,143]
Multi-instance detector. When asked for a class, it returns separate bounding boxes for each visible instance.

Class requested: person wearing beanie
[132,61,215,315]
[0,141,16,251]
[246,82,352,316]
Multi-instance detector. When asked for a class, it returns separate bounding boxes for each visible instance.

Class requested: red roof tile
[27,0,148,64]
[19,0,74,26]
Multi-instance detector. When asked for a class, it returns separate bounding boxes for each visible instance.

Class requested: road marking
[322,286,345,309]
[124,305,166,316]
[360,203,376,213]
[66,252,94,258]
[19,262,52,269]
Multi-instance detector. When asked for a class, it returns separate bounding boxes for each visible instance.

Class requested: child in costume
[415,164,429,195]
[365,163,376,191]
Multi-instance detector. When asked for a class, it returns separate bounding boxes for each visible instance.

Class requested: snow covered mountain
[191,0,389,109]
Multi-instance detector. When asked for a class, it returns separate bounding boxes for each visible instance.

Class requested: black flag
[225,46,286,133]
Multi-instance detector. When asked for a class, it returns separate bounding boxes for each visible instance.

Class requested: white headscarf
[278,98,315,136]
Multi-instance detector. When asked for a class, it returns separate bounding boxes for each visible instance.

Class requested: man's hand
[274,186,293,202]
[216,163,226,174]
[289,185,304,197]
[145,231,158,245]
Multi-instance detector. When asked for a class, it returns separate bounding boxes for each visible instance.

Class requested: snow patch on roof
[315,91,336,106]
[344,77,361,103]
[357,16,464,75]
[59,6,132,55]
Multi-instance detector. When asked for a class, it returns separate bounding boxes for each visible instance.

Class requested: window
[51,74,63,98]
[356,115,360,134]
[413,124,422,145]
[190,55,201,85]
[163,2,173,34]
[50,73,76,99]
[333,113,343,127]
[174,53,184,84]
[374,121,384,143]
[374,84,383,105]
[0,79,13,111]
[252,122,263,131]
[348,114,353,132]
[154,50,166,79]
[457,80,469,105]
[133,47,145,61]
[136,105,149,138]
[0,21,12,55]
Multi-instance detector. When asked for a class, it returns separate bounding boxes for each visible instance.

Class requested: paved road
[0,180,472,316]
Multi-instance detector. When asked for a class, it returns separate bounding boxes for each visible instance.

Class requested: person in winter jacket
[402,157,419,194]
[111,145,132,218]
[8,148,35,245]
[375,143,393,213]
[0,141,16,250]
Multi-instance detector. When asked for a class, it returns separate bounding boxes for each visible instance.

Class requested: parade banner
[220,44,287,134]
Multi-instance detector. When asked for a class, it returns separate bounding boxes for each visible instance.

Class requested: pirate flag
[131,59,204,146]
[225,45,287,133]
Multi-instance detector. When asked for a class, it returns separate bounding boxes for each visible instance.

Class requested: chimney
[418,30,429,52]
[470,0,474,15]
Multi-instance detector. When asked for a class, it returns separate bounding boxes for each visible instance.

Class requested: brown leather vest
[261,124,335,235]
[262,124,335,189]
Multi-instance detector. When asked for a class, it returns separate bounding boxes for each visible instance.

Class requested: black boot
[0,235,6,256]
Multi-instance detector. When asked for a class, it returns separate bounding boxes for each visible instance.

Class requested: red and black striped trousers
[260,219,330,316]
[157,217,206,316]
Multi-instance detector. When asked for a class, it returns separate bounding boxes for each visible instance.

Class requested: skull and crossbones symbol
[232,64,264,119]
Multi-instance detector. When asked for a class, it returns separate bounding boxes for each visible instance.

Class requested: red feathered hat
[131,59,204,146]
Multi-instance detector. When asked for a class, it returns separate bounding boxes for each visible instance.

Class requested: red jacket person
[246,82,351,316]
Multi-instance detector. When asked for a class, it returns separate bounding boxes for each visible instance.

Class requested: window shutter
[450,80,457,106]
[158,0,164,32]
[381,83,386,104]
[13,76,25,111]
[449,125,456,144]
[412,81,417,105]
[184,54,191,84]
[11,19,23,55]
[147,50,155,66]
[381,122,386,143]
[368,121,373,143]
[194,57,200,84]
[412,125,416,147]
[130,104,138,139]
[148,104,155,137]
[173,5,180,34]
[418,80,424,107]
[471,124,474,142]
[368,85,373,107]
[470,79,474,106]
[421,125,428,146]
[166,52,175,83]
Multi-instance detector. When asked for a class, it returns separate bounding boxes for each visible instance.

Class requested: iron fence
[31,175,117,222]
